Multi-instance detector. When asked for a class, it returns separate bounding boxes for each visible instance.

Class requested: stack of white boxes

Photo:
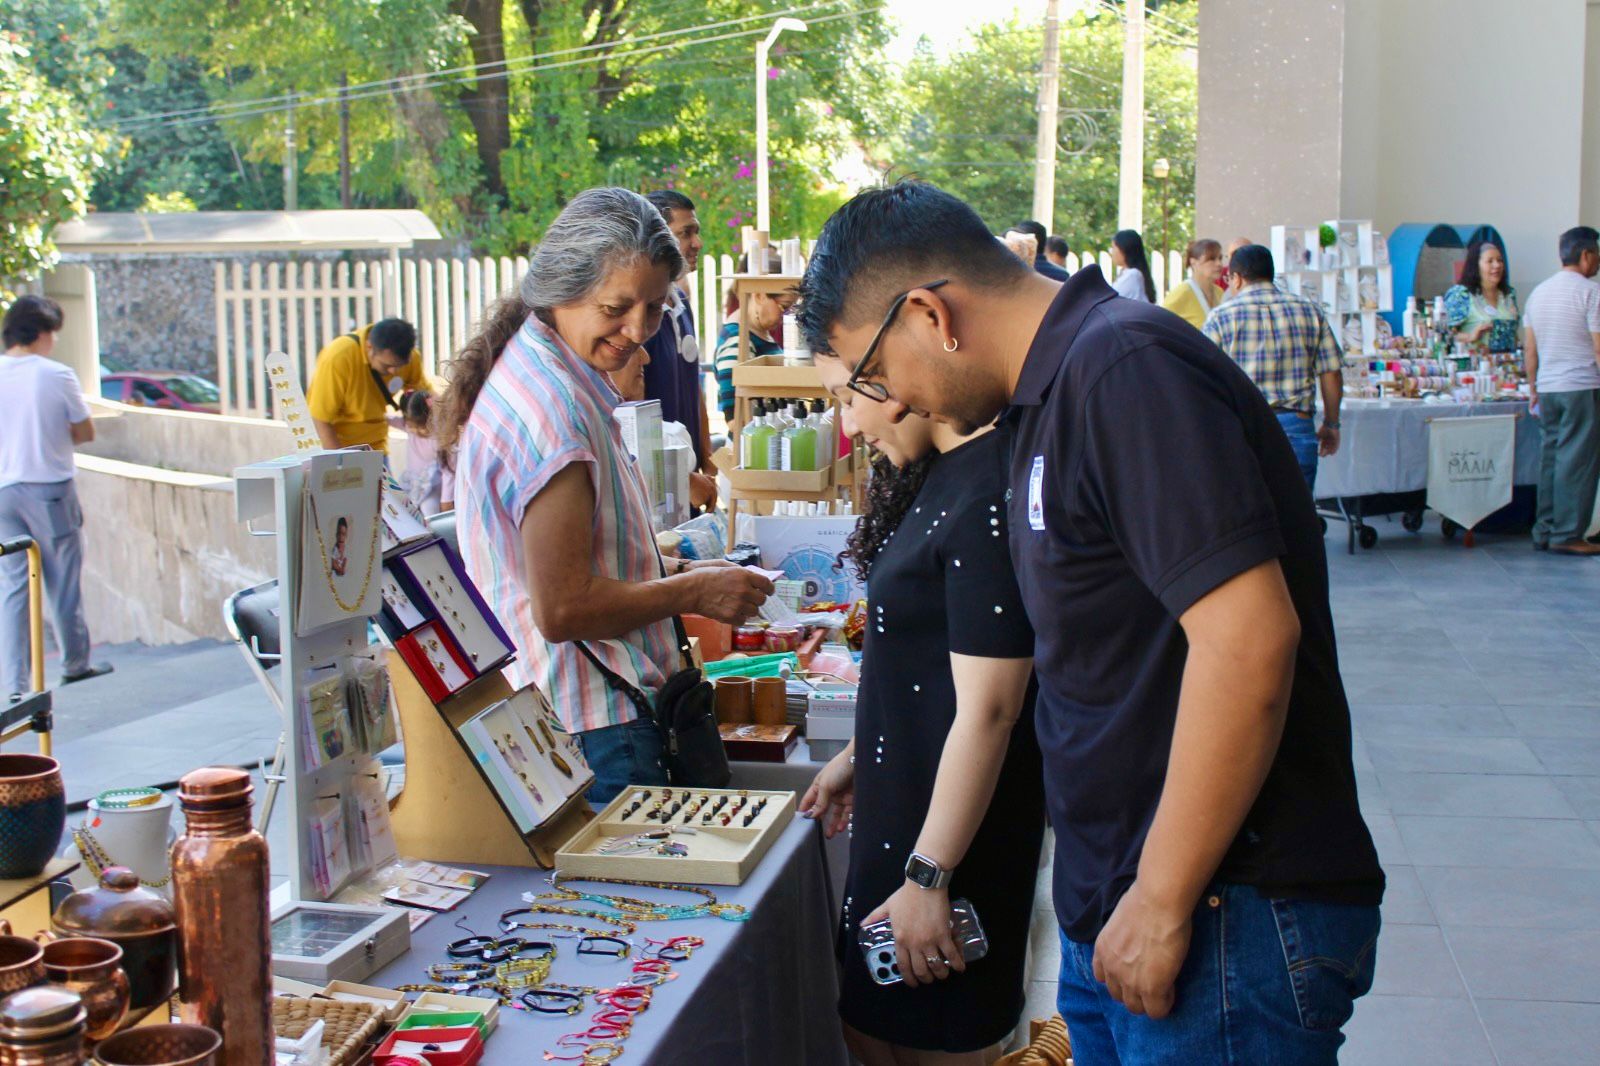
[805,684,858,762]
[1270,221,1394,356]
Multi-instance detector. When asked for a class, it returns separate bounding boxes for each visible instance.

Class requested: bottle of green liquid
[782,402,817,471]
[741,399,772,470]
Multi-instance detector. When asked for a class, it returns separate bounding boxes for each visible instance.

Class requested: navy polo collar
[1010,264,1118,407]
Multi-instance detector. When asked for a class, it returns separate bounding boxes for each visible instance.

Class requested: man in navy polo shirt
[644,190,717,509]
[798,181,1383,1064]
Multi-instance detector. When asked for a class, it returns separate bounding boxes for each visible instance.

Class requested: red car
[100,372,222,414]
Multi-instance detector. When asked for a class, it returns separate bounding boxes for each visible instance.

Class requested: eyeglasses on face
[844,279,950,403]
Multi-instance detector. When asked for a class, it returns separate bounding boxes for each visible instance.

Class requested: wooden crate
[725,464,833,494]
[553,786,796,886]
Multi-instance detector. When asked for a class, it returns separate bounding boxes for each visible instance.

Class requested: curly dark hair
[838,453,934,582]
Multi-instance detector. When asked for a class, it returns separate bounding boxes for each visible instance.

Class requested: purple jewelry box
[387,537,515,678]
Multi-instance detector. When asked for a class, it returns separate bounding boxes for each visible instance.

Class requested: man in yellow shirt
[307,318,430,453]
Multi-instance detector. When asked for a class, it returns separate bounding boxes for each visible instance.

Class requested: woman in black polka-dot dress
[802,359,1044,1064]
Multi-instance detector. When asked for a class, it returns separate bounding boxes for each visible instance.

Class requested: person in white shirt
[1523,226,1600,555]
[0,296,111,697]
[1110,228,1156,303]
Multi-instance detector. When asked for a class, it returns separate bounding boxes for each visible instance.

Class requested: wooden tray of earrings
[552,787,795,886]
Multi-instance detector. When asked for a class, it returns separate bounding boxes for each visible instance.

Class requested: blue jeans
[576,716,668,804]
[1276,411,1319,494]
[1056,884,1379,1065]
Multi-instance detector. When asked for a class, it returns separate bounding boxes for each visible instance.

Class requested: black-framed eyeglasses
[844,279,950,403]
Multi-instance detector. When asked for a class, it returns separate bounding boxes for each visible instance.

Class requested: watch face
[905,854,939,887]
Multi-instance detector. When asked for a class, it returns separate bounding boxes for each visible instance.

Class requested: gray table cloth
[1313,398,1539,499]
[730,739,849,911]
[367,815,849,1066]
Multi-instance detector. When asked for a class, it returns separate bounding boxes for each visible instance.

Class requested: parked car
[100,372,222,414]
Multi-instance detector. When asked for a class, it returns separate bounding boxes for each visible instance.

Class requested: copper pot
[93,1024,220,1066]
[52,868,176,1011]
[39,938,127,1043]
[0,986,85,1066]
[0,927,44,1000]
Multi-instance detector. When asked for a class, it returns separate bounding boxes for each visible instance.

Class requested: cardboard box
[751,516,865,607]
[615,400,665,513]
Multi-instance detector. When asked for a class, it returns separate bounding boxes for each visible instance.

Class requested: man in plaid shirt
[1203,244,1344,491]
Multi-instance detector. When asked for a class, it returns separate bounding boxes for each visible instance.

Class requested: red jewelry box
[375,1025,484,1066]
[395,620,476,703]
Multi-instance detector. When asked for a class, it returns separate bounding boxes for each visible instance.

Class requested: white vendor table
[1313,398,1539,551]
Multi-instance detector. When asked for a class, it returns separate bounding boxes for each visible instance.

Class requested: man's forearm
[312,418,342,450]
[1318,371,1342,423]
[1136,568,1298,911]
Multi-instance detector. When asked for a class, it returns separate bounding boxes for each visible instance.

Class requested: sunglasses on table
[844,279,950,403]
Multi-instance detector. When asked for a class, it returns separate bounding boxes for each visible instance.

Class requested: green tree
[0,37,104,300]
[882,2,1196,259]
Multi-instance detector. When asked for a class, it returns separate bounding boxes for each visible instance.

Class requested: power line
[109,1,869,132]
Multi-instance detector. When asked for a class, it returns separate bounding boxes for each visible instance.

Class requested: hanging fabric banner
[1426,414,1517,531]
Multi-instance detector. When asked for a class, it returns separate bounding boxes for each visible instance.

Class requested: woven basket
[272,998,381,1066]
[995,1014,1073,1066]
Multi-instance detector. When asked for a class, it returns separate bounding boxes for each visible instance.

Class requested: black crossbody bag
[574,610,730,788]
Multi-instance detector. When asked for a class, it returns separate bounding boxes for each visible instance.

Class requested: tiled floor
[1021,518,1600,1064]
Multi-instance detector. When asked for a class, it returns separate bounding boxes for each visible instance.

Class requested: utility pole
[339,75,352,209]
[755,17,808,235]
[283,96,298,211]
[1031,0,1062,232]
[1116,0,1145,232]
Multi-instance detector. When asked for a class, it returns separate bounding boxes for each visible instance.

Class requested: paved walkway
[30,515,1600,1061]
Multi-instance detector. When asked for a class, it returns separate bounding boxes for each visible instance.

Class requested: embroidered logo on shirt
[1028,455,1046,531]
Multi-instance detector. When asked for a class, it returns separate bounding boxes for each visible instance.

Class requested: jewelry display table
[367,815,848,1065]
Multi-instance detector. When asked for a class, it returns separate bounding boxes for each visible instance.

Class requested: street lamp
[1151,157,1171,271]
[756,17,808,235]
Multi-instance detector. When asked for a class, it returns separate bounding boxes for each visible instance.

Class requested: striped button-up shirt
[455,314,676,734]
[1203,284,1343,413]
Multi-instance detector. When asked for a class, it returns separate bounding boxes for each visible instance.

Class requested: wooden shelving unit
[724,274,861,546]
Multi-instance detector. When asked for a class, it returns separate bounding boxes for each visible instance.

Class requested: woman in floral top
[1443,239,1520,352]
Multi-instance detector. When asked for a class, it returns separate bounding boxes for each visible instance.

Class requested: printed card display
[296,451,385,635]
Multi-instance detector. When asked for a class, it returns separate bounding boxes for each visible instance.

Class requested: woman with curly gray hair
[440,187,771,800]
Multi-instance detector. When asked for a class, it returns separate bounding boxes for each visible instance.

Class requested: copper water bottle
[170,768,273,1066]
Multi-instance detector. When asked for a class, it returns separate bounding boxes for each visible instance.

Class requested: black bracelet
[577,935,631,958]
[510,939,557,961]
[520,989,584,1015]
[447,935,501,959]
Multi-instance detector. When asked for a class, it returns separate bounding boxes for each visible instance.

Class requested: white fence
[215,254,528,418]
[215,247,1187,417]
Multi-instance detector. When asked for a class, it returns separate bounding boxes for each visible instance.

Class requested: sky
[880,0,1085,62]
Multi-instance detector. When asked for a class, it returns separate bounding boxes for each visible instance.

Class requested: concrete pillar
[41,264,100,396]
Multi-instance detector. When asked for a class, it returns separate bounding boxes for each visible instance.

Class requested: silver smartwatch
[904,852,953,891]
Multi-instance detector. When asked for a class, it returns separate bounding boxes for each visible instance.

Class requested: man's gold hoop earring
[943,337,959,352]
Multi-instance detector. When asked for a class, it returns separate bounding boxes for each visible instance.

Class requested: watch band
[904,852,953,891]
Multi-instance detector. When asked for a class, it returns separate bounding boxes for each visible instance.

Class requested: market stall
[1315,397,1539,550]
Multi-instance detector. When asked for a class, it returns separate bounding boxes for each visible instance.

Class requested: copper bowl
[0,930,44,999]
[0,756,65,880]
[92,1024,220,1066]
[40,938,127,1043]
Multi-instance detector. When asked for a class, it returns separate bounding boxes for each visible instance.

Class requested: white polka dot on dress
[994,605,1004,614]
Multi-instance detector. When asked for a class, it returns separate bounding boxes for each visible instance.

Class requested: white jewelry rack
[235,449,388,902]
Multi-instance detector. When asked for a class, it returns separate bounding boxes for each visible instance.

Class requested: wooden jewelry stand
[554,786,795,886]
[387,654,592,869]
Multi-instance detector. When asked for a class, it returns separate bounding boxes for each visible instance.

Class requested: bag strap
[351,331,402,412]
[571,555,700,717]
